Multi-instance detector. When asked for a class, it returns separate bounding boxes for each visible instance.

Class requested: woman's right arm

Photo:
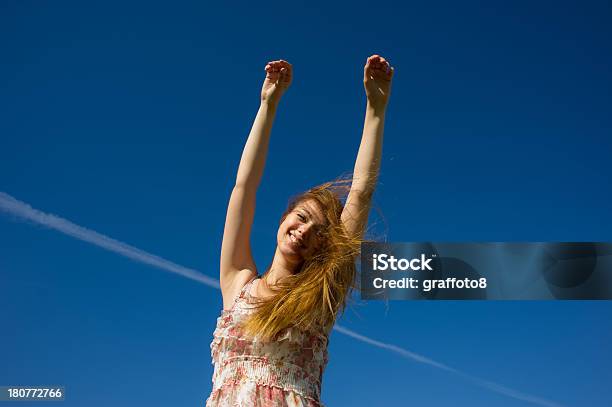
[220,60,292,306]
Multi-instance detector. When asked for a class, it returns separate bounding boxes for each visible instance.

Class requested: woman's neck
[265,246,302,286]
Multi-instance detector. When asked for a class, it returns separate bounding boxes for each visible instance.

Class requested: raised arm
[220,60,293,305]
[341,55,394,239]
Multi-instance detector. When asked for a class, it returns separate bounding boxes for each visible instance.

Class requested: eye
[297,213,306,221]
[315,226,325,239]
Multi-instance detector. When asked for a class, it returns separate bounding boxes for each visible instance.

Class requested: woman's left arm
[341,55,394,238]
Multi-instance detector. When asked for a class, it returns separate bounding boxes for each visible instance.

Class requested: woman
[206,54,394,406]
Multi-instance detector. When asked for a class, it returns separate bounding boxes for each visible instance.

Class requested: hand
[363,55,394,110]
[261,59,292,105]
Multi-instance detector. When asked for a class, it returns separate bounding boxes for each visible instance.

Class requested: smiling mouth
[288,232,305,249]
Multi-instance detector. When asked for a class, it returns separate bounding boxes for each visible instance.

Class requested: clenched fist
[261,59,293,105]
[363,55,394,110]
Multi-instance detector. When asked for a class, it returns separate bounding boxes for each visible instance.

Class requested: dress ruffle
[205,277,329,407]
[207,381,323,407]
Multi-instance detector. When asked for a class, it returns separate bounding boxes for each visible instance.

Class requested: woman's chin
[281,241,303,259]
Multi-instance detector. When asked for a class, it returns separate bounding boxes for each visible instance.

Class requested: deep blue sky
[1,1,611,406]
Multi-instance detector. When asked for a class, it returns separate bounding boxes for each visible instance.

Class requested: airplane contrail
[0,191,566,407]
[333,324,565,407]
[0,192,218,288]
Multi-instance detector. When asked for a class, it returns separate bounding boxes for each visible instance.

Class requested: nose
[296,223,313,238]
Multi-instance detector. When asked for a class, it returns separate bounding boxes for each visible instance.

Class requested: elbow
[233,181,258,195]
[351,188,374,201]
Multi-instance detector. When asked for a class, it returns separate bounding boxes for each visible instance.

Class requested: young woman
[206,55,394,406]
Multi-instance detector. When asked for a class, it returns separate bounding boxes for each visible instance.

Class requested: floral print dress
[205,276,329,407]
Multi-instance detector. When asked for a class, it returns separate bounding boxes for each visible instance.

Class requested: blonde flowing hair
[242,178,369,341]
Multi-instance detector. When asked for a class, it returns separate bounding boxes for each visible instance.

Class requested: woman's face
[277,199,327,262]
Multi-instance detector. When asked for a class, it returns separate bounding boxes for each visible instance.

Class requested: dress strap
[223,275,258,313]
[238,276,258,300]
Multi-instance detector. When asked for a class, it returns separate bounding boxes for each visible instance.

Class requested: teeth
[289,232,303,247]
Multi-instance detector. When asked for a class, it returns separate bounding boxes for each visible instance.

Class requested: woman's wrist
[260,98,280,110]
[366,100,387,116]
